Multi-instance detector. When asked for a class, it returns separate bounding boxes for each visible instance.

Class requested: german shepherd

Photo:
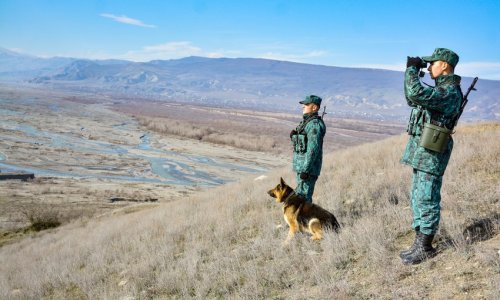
[268,178,340,243]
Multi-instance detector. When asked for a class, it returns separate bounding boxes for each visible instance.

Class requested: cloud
[456,62,500,80]
[113,42,243,62]
[349,63,405,72]
[260,50,328,63]
[205,50,242,58]
[117,42,203,61]
[143,42,201,54]
[100,13,156,28]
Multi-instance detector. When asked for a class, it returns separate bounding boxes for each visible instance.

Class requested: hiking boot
[399,228,420,259]
[402,232,437,265]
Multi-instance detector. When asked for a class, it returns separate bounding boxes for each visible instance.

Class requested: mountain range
[1,47,498,121]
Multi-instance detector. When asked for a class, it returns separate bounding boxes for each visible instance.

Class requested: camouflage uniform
[291,95,326,202]
[401,48,463,236]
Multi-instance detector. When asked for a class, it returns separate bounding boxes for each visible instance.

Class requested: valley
[0,86,287,242]
[0,85,405,245]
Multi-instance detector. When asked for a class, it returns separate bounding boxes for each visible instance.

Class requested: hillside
[0,123,498,299]
[1,48,499,121]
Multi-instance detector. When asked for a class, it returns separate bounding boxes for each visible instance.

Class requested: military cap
[299,95,322,105]
[422,48,459,68]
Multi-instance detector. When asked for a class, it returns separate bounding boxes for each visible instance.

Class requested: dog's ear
[280,177,286,187]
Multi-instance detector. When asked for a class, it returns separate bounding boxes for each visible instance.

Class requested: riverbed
[0,87,288,235]
[0,91,286,187]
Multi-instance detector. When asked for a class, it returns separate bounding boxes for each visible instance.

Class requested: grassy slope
[0,123,499,299]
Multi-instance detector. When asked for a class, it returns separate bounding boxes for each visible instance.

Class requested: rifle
[321,106,327,119]
[452,77,478,129]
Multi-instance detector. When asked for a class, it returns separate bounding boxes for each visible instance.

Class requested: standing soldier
[290,95,326,203]
[400,48,463,264]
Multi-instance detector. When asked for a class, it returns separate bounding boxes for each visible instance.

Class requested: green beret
[422,48,459,68]
[299,95,322,105]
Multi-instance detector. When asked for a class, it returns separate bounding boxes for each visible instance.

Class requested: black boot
[402,232,437,265]
[399,228,420,259]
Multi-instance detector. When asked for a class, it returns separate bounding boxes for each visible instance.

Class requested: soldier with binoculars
[400,48,463,265]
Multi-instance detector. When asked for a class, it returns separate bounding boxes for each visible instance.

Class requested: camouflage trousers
[295,174,318,203]
[410,169,443,235]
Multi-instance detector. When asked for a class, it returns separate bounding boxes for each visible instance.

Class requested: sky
[1,0,500,79]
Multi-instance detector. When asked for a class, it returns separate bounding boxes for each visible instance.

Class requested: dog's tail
[330,215,341,232]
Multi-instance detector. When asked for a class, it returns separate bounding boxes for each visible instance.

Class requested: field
[0,84,498,300]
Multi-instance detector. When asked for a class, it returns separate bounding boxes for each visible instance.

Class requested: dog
[267,177,340,243]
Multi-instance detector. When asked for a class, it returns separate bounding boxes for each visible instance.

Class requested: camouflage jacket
[401,66,463,176]
[291,112,326,176]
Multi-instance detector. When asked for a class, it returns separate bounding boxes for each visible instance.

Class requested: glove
[290,129,297,139]
[406,56,426,69]
[300,172,309,180]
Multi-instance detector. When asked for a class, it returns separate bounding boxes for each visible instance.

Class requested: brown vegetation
[138,116,279,153]
[0,177,164,247]
[114,101,405,154]
[0,122,498,299]
[20,203,62,232]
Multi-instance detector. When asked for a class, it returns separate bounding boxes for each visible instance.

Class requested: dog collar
[282,189,295,204]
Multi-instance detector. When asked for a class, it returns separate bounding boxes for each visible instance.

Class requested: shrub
[21,204,61,232]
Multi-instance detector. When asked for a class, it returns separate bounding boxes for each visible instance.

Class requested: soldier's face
[428,60,447,79]
[303,103,318,114]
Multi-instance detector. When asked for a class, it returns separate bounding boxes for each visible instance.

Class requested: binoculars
[415,57,428,69]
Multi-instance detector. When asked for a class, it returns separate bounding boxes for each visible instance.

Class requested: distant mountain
[0,47,128,81]
[0,48,498,121]
[0,47,75,80]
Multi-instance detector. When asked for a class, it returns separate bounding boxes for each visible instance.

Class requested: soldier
[400,48,463,264]
[290,95,326,203]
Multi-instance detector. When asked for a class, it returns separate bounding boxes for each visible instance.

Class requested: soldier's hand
[407,56,425,69]
[300,172,309,180]
[290,129,297,139]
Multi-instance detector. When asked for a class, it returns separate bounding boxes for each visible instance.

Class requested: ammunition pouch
[407,113,415,135]
[292,134,307,153]
[407,108,422,136]
[292,114,323,154]
[419,123,451,153]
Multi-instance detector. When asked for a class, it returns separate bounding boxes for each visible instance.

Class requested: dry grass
[138,117,279,153]
[0,122,498,299]
[0,178,167,247]
[115,101,404,154]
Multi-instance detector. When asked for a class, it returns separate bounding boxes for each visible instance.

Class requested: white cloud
[100,13,156,28]
[113,42,244,62]
[456,62,500,80]
[142,42,201,54]
[349,63,405,72]
[205,52,225,58]
[260,50,328,63]
[117,42,203,61]
[205,50,241,58]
